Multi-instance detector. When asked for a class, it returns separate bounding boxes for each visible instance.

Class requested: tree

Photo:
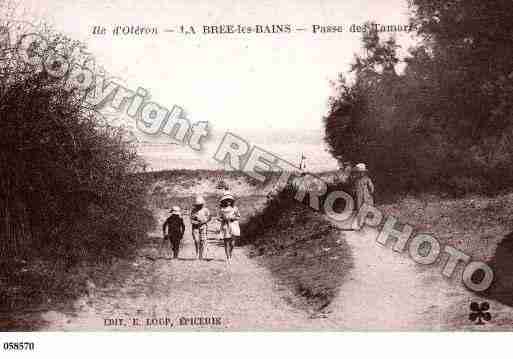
[325,1,513,196]
[409,0,513,138]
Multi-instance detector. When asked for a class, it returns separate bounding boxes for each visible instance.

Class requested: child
[162,206,185,259]
[219,191,241,263]
[190,195,211,260]
[353,163,375,230]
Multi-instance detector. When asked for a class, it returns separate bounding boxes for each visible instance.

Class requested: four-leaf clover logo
[469,302,491,325]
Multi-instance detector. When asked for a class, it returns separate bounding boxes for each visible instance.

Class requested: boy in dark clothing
[162,206,185,259]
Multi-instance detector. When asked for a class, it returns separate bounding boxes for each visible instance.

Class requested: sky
[16,0,417,171]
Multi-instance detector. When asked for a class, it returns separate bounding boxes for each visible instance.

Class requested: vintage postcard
[1,0,513,338]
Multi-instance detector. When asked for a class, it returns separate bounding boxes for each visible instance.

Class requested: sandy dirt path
[42,211,316,331]
[41,211,513,331]
[319,223,513,330]
[320,225,458,330]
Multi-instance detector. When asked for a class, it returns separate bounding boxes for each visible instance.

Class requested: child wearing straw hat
[191,195,211,260]
[219,191,241,263]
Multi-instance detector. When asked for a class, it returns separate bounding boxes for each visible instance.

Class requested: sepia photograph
[1,0,513,349]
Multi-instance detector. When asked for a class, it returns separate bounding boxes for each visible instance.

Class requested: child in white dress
[219,191,240,262]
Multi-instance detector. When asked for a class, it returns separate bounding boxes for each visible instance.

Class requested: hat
[170,206,181,214]
[220,191,235,202]
[194,196,205,205]
[355,163,367,172]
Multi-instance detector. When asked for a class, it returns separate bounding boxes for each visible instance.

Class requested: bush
[0,26,155,264]
[242,184,298,243]
[241,180,352,311]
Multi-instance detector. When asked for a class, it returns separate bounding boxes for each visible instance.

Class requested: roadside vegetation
[323,0,513,306]
[324,1,513,199]
[242,183,352,314]
[0,24,154,329]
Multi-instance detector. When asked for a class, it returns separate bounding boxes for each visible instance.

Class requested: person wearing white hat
[218,191,241,263]
[162,206,185,259]
[355,163,367,172]
[190,195,211,260]
[353,162,375,230]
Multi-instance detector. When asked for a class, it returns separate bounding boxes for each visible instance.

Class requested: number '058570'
[3,342,35,351]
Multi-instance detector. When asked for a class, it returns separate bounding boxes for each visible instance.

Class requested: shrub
[0,26,154,264]
[241,177,352,312]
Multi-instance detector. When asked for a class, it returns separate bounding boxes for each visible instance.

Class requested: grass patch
[0,197,155,331]
[242,185,353,313]
[0,254,139,330]
[379,193,513,261]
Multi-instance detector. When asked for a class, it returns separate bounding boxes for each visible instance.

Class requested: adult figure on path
[190,195,211,260]
[353,163,375,230]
